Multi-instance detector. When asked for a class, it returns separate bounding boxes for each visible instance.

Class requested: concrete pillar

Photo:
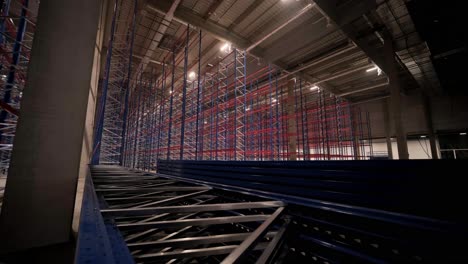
[287,79,297,161]
[72,0,110,235]
[423,95,439,159]
[383,99,393,159]
[351,109,361,160]
[384,37,409,159]
[0,0,102,253]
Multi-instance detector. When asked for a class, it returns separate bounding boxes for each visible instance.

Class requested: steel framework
[76,162,468,263]
[93,0,137,165]
[113,28,373,169]
[0,0,37,174]
[76,165,289,263]
[93,1,374,168]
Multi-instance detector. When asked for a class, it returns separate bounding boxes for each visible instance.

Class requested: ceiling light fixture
[460,132,467,136]
[310,85,319,91]
[420,135,426,138]
[188,71,196,80]
[220,42,231,53]
[367,65,382,76]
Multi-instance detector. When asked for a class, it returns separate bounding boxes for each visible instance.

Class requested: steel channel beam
[102,200,284,216]
[221,206,285,263]
[133,243,270,262]
[123,198,218,243]
[134,245,237,261]
[132,189,211,208]
[117,215,270,230]
[256,220,290,264]
[95,186,210,192]
[128,233,250,249]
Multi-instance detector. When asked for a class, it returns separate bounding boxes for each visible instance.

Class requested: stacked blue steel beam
[76,166,289,263]
[156,160,468,262]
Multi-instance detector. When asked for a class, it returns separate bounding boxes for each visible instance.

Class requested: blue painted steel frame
[157,160,468,227]
[0,0,28,141]
[0,0,12,45]
[179,25,189,160]
[166,50,175,160]
[156,160,468,262]
[75,171,134,264]
[92,0,118,165]
[120,0,137,166]
[195,30,202,160]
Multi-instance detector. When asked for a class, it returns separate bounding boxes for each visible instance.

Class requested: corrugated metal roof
[231,0,278,37]
[215,0,252,27]
[376,0,441,93]
[132,0,412,99]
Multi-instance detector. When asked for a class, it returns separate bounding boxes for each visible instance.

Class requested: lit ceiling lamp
[420,135,426,138]
[310,85,319,91]
[220,42,231,53]
[460,132,467,136]
[366,65,382,76]
[188,71,197,81]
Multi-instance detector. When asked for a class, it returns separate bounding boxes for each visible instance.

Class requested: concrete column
[72,0,110,235]
[384,37,409,159]
[383,99,393,159]
[423,95,439,159]
[351,109,361,160]
[0,0,102,253]
[287,79,297,161]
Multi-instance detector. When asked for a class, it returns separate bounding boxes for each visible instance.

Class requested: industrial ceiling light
[310,85,319,91]
[366,65,382,76]
[460,132,467,136]
[420,135,426,138]
[220,42,231,53]
[188,71,197,80]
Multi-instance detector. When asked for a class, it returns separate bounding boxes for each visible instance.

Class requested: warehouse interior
[0,0,467,263]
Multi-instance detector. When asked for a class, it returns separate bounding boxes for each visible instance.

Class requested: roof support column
[385,38,409,159]
[287,79,297,161]
[423,95,439,159]
[383,99,393,159]
[0,0,103,253]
